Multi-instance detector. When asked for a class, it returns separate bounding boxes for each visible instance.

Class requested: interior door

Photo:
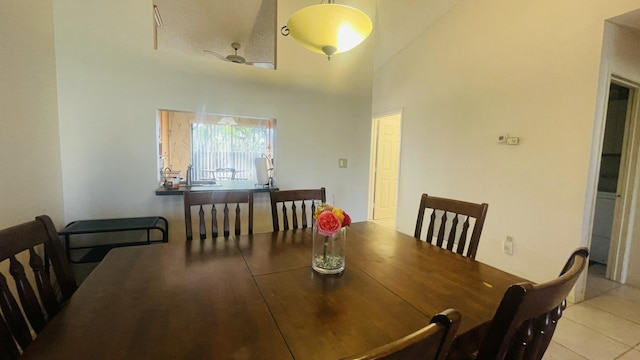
[373,114,401,219]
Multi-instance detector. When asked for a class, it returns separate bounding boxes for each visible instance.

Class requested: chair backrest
[414,193,488,259]
[269,188,326,231]
[184,190,253,240]
[0,215,77,358]
[474,248,589,360]
[341,308,461,360]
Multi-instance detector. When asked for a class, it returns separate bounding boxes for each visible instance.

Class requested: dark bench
[60,216,168,263]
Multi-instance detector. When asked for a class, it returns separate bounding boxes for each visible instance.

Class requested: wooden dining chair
[269,188,326,231]
[183,190,253,240]
[414,193,488,259]
[341,308,461,360]
[0,215,77,359]
[472,247,589,360]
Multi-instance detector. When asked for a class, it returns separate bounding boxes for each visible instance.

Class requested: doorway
[590,82,630,286]
[370,112,401,229]
[590,78,638,292]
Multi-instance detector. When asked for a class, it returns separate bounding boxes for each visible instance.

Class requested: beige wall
[373,0,640,284]
[51,0,373,241]
[0,1,65,228]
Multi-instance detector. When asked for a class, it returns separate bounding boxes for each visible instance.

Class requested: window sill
[155,180,277,196]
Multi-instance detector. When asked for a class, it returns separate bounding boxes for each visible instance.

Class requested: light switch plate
[339,158,347,168]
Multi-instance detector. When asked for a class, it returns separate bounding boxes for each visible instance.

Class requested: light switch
[504,236,514,255]
[339,158,347,168]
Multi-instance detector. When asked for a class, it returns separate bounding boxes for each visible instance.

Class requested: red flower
[317,211,342,236]
[342,212,352,227]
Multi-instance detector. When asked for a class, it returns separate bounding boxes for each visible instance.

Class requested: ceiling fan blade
[203,49,228,62]
[245,62,275,69]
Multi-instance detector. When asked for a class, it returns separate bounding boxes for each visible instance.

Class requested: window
[158,110,274,184]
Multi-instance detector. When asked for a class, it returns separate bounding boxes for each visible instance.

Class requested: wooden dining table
[21,221,526,360]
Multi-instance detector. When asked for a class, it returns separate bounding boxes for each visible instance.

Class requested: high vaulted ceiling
[150,1,640,98]
[152,0,463,71]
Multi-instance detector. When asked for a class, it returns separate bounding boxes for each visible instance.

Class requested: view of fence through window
[158,110,274,184]
[191,123,269,182]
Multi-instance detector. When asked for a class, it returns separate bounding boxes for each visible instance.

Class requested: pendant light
[282,0,372,60]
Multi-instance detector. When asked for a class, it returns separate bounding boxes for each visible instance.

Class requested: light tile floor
[544,263,640,360]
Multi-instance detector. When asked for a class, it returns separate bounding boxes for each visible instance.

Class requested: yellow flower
[332,208,345,222]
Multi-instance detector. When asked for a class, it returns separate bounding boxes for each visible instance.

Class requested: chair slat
[436,211,447,247]
[0,313,20,359]
[234,203,241,235]
[456,218,471,255]
[0,272,32,350]
[291,202,298,230]
[199,205,206,239]
[301,201,308,228]
[9,256,46,333]
[281,204,289,230]
[426,210,436,245]
[211,204,218,238]
[29,248,59,319]
[446,214,459,251]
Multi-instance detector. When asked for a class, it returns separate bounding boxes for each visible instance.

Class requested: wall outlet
[503,236,514,255]
[497,134,509,143]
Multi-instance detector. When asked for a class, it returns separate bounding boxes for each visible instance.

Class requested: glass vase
[312,226,346,274]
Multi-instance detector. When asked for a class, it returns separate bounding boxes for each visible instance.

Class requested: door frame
[368,110,403,220]
[606,76,640,282]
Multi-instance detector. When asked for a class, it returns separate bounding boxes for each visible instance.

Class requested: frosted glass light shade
[286,4,372,57]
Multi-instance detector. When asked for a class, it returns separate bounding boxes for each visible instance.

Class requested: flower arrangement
[314,203,352,236]
[312,203,351,274]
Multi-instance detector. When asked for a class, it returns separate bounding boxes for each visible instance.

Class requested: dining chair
[341,308,461,360]
[0,215,77,359]
[472,247,589,360]
[414,193,488,259]
[183,190,253,240]
[269,188,326,231]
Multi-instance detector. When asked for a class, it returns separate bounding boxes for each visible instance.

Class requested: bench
[60,216,168,263]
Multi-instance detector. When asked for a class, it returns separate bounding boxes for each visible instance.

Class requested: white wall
[373,0,640,283]
[52,0,373,239]
[0,1,65,228]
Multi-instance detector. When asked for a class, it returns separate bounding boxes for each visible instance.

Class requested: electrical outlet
[503,236,514,255]
[497,134,509,143]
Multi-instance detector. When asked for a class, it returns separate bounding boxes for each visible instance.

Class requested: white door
[373,114,401,219]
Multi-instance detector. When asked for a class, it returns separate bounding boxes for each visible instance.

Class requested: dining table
[21,221,526,360]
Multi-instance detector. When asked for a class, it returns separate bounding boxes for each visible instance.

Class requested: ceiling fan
[204,42,274,69]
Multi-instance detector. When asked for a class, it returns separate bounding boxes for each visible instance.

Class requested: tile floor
[371,218,640,360]
[545,263,640,360]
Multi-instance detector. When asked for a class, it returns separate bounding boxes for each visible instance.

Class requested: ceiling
[610,8,640,31]
[153,0,277,67]
[152,0,463,71]
[152,1,640,72]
